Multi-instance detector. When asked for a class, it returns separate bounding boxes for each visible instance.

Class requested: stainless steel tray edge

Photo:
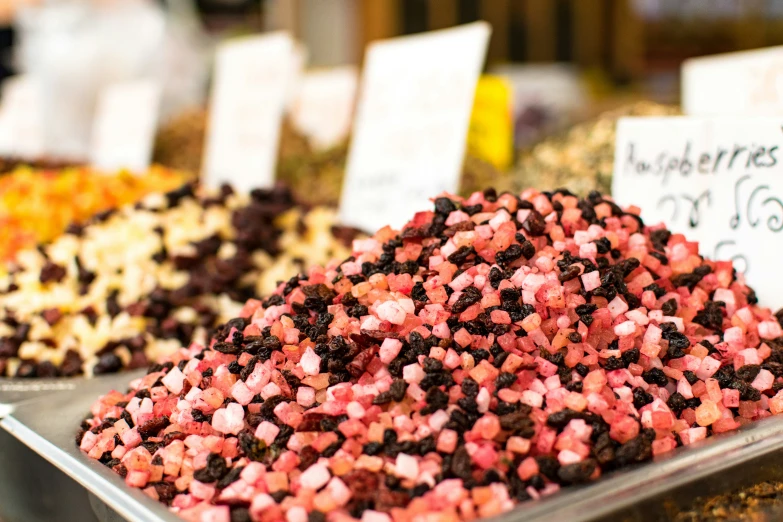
[498,415,783,522]
[6,372,783,522]
[2,414,176,522]
[0,377,84,418]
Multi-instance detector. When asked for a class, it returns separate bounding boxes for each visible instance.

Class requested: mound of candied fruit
[80,188,783,522]
[0,183,356,378]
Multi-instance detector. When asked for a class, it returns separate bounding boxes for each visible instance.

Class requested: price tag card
[202,32,294,193]
[0,75,45,159]
[340,22,491,232]
[290,65,358,150]
[683,46,783,116]
[89,80,161,173]
[613,116,783,307]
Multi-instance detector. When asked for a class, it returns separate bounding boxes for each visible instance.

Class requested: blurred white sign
[340,22,491,232]
[683,47,783,116]
[89,80,161,173]
[613,116,783,306]
[202,32,294,192]
[286,42,308,110]
[291,66,358,150]
[0,75,45,159]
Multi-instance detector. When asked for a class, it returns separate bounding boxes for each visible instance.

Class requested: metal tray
[0,377,85,418]
[5,377,783,522]
[0,371,145,522]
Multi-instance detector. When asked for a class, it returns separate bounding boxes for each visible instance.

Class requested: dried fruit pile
[80,187,783,522]
[0,184,355,378]
[0,165,190,261]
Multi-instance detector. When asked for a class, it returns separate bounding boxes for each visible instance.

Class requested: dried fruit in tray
[80,186,783,522]
[0,183,357,378]
[0,165,190,261]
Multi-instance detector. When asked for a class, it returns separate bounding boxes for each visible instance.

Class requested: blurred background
[4,0,781,102]
[0,0,781,259]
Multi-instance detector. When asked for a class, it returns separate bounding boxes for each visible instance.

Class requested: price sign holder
[613,116,783,307]
[339,22,491,232]
[202,32,294,193]
[89,79,161,173]
[683,46,783,117]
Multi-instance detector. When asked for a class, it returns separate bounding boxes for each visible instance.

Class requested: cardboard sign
[202,32,294,193]
[290,66,358,150]
[0,75,45,159]
[613,116,783,306]
[467,75,513,169]
[340,22,491,232]
[89,80,161,173]
[683,46,783,116]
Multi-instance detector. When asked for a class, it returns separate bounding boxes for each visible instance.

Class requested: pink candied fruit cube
[759,320,783,340]
[125,470,150,488]
[230,381,255,406]
[437,429,458,453]
[608,296,629,319]
[403,363,425,384]
[722,388,740,408]
[507,436,531,455]
[770,391,783,414]
[212,403,245,435]
[376,301,407,325]
[614,320,636,337]
[200,506,230,522]
[300,348,321,376]
[454,328,473,348]
[490,309,512,325]
[296,386,316,407]
[680,427,708,445]
[517,457,539,481]
[326,477,352,507]
[300,463,331,490]
[79,431,98,452]
[695,356,721,381]
[120,428,142,449]
[581,271,600,292]
[752,369,774,391]
[161,367,186,394]
[361,511,392,522]
[609,415,639,444]
[557,449,582,465]
[379,338,403,364]
[255,421,280,446]
[395,453,419,480]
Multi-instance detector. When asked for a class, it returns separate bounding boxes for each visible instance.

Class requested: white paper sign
[340,22,491,232]
[613,117,783,307]
[286,42,308,110]
[683,46,783,116]
[89,80,161,173]
[291,66,358,150]
[0,75,45,159]
[202,32,294,192]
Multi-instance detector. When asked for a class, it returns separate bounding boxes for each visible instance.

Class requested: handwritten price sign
[613,117,783,307]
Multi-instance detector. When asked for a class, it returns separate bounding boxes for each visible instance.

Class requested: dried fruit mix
[80,187,783,522]
[0,184,356,378]
[0,165,190,261]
